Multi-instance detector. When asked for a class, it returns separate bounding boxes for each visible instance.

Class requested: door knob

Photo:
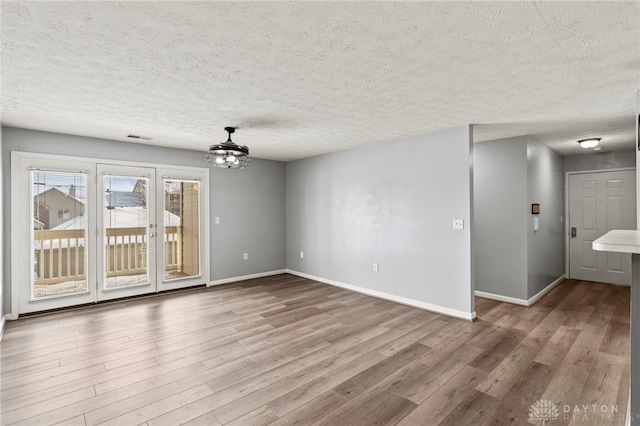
[571,227,577,238]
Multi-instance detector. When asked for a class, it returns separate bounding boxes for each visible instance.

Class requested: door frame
[564,167,636,280]
[11,151,210,317]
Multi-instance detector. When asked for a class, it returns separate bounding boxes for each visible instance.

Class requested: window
[163,179,200,280]
[31,170,88,299]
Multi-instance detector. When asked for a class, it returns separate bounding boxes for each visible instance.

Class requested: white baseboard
[0,315,6,342]
[474,291,529,306]
[286,269,476,321]
[208,269,287,286]
[475,275,566,307]
[528,275,566,306]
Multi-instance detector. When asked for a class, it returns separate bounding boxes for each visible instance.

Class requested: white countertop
[592,230,640,254]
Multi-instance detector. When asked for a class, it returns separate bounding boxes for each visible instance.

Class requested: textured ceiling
[1,1,639,161]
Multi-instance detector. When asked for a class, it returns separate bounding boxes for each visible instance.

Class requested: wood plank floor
[0,274,630,425]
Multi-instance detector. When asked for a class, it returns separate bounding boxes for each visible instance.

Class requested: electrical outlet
[243,253,248,261]
[373,263,379,272]
[300,251,304,258]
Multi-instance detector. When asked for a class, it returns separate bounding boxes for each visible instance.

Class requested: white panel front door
[569,170,636,284]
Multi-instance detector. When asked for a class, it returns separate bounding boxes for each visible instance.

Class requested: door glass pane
[31,171,88,298]
[103,175,149,288]
[164,180,200,280]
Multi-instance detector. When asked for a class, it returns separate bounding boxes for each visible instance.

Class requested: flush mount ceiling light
[578,138,601,149]
[206,127,250,169]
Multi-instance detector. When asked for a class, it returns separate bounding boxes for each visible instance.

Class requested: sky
[32,172,139,200]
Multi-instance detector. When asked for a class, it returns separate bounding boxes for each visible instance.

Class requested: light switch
[533,217,539,231]
[453,219,464,230]
[214,217,220,224]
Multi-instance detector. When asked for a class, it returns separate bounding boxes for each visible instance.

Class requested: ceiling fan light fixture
[206,127,251,169]
[578,138,601,149]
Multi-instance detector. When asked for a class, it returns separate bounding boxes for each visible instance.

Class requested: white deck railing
[33,226,180,285]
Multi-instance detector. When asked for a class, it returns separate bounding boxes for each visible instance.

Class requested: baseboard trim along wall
[286,269,476,321]
[527,275,566,306]
[475,275,566,307]
[0,315,6,342]
[474,291,529,306]
[208,269,287,286]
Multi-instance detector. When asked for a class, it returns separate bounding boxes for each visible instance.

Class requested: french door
[158,172,204,291]
[97,164,157,301]
[12,153,209,315]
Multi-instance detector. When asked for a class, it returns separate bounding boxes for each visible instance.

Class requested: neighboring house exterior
[105,190,145,208]
[133,179,146,196]
[133,178,181,217]
[33,186,85,229]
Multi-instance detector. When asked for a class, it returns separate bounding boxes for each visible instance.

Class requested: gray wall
[0,127,3,325]
[473,136,564,302]
[2,127,286,315]
[286,125,474,316]
[473,137,528,300]
[526,138,565,298]
[564,149,635,172]
[210,157,286,281]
